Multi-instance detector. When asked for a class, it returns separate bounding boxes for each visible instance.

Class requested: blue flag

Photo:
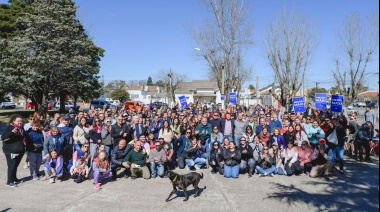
[315,93,327,109]
[178,95,188,109]
[229,92,236,104]
[330,95,344,112]
[292,96,306,113]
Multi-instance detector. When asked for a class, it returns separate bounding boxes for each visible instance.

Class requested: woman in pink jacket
[296,141,313,175]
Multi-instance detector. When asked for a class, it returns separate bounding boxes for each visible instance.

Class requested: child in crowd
[92,151,112,189]
[27,122,44,180]
[70,157,89,183]
[44,148,64,184]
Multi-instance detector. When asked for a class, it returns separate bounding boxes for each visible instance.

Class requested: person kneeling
[93,151,112,189]
[223,141,241,179]
[44,149,63,184]
[185,137,206,171]
[310,138,333,181]
[70,157,89,183]
[123,141,150,180]
[149,141,167,178]
[256,146,276,177]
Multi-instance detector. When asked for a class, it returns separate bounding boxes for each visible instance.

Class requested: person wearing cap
[222,141,241,178]
[283,140,299,176]
[310,138,333,181]
[269,141,286,175]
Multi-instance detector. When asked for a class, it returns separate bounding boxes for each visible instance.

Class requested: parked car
[368,102,378,108]
[0,101,16,109]
[26,102,52,110]
[55,102,80,110]
[152,101,163,109]
[357,102,367,107]
[90,99,111,110]
[108,100,117,106]
[347,104,354,110]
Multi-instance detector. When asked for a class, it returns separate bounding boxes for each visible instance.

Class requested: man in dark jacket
[111,116,133,146]
[173,130,192,169]
[209,112,223,132]
[238,137,255,178]
[355,121,373,161]
[111,139,133,180]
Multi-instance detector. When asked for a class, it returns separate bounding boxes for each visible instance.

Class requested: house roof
[175,80,218,94]
[357,91,379,98]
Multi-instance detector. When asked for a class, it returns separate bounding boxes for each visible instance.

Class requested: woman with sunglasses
[243,125,254,144]
[101,117,113,157]
[89,118,103,162]
[222,141,241,178]
[256,145,276,177]
[283,125,295,146]
[302,116,313,135]
[210,126,224,145]
[69,144,91,172]
[209,141,223,174]
[269,142,286,175]
[296,141,313,175]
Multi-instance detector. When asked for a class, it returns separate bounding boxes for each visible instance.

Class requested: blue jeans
[73,143,82,151]
[331,145,345,170]
[185,158,206,169]
[234,136,242,148]
[276,167,285,175]
[224,164,239,178]
[256,165,276,175]
[200,152,210,160]
[224,135,233,143]
[105,145,112,159]
[150,162,164,177]
[28,152,42,177]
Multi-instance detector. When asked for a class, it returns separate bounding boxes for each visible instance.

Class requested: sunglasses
[213,144,219,146]
[83,146,89,148]
[240,140,246,141]
[186,132,191,134]
[263,148,269,150]
[302,144,306,146]
[307,118,311,120]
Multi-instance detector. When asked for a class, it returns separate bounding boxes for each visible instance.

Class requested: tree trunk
[59,92,65,113]
[73,94,78,113]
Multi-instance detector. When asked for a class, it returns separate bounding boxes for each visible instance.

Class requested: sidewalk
[0,153,378,212]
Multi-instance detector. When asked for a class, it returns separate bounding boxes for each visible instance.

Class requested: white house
[125,85,161,104]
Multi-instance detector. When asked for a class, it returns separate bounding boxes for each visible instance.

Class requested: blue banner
[178,95,188,109]
[315,93,327,109]
[292,96,306,113]
[229,92,236,104]
[330,95,344,112]
[221,94,224,100]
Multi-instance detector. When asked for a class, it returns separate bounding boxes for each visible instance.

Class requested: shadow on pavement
[266,159,379,211]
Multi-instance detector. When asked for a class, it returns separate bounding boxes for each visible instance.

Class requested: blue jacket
[28,129,44,152]
[44,157,63,175]
[58,124,74,141]
[269,134,286,149]
[174,135,191,156]
[255,125,267,136]
[44,133,67,156]
[268,120,282,133]
[150,121,162,139]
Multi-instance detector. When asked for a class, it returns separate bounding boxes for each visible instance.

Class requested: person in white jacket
[294,124,309,146]
[284,140,299,176]
[73,117,89,151]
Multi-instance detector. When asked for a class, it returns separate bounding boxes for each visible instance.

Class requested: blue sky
[1,0,379,90]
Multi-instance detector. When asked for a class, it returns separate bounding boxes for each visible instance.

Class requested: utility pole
[102,75,105,100]
[168,69,172,108]
[222,57,225,109]
[256,76,259,105]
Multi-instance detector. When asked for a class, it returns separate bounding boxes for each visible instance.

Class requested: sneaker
[49,178,55,184]
[258,173,263,177]
[264,173,268,177]
[339,170,344,175]
[269,173,274,177]
[94,184,101,189]
[324,175,330,181]
[32,176,39,181]
[7,182,18,187]
[151,175,156,179]
[195,166,200,170]
[123,174,129,179]
[248,174,252,178]
[14,179,24,184]
[131,176,137,180]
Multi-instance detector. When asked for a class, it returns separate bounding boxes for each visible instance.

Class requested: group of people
[1,100,377,188]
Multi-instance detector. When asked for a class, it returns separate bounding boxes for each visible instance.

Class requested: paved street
[0,152,378,212]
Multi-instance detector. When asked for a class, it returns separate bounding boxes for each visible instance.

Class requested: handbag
[33,143,44,151]
[327,129,338,145]
[83,129,90,140]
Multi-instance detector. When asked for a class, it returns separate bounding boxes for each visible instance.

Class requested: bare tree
[262,8,317,107]
[332,11,379,104]
[156,69,187,104]
[189,0,254,106]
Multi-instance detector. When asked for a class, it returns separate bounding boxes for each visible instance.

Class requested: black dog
[165,170,204,202]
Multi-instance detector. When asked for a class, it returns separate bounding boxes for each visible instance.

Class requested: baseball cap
[272,141,278,146]
[318,138,326,144]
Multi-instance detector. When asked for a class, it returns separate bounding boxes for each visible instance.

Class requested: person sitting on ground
[269,142,286,175]
[199,136,211,168]
[310,138,333,181]
[27,122,44,180]
[209,141,223,174]
[296,140,313,175]
[123,140,150,180]
[111,139,133,180]
[149,140,167,178]
[44,126,67,160]
[70,144,91,170]
[218,137,231,175]
[70,156,89,183]
[185,137,206,171]
[238,137,255,178]
[223,141,241,179]
[93,151,112,189]
[174,129,192,169]
[283,140,299,176]
[256,145,276,177]
[44,148,64,184]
